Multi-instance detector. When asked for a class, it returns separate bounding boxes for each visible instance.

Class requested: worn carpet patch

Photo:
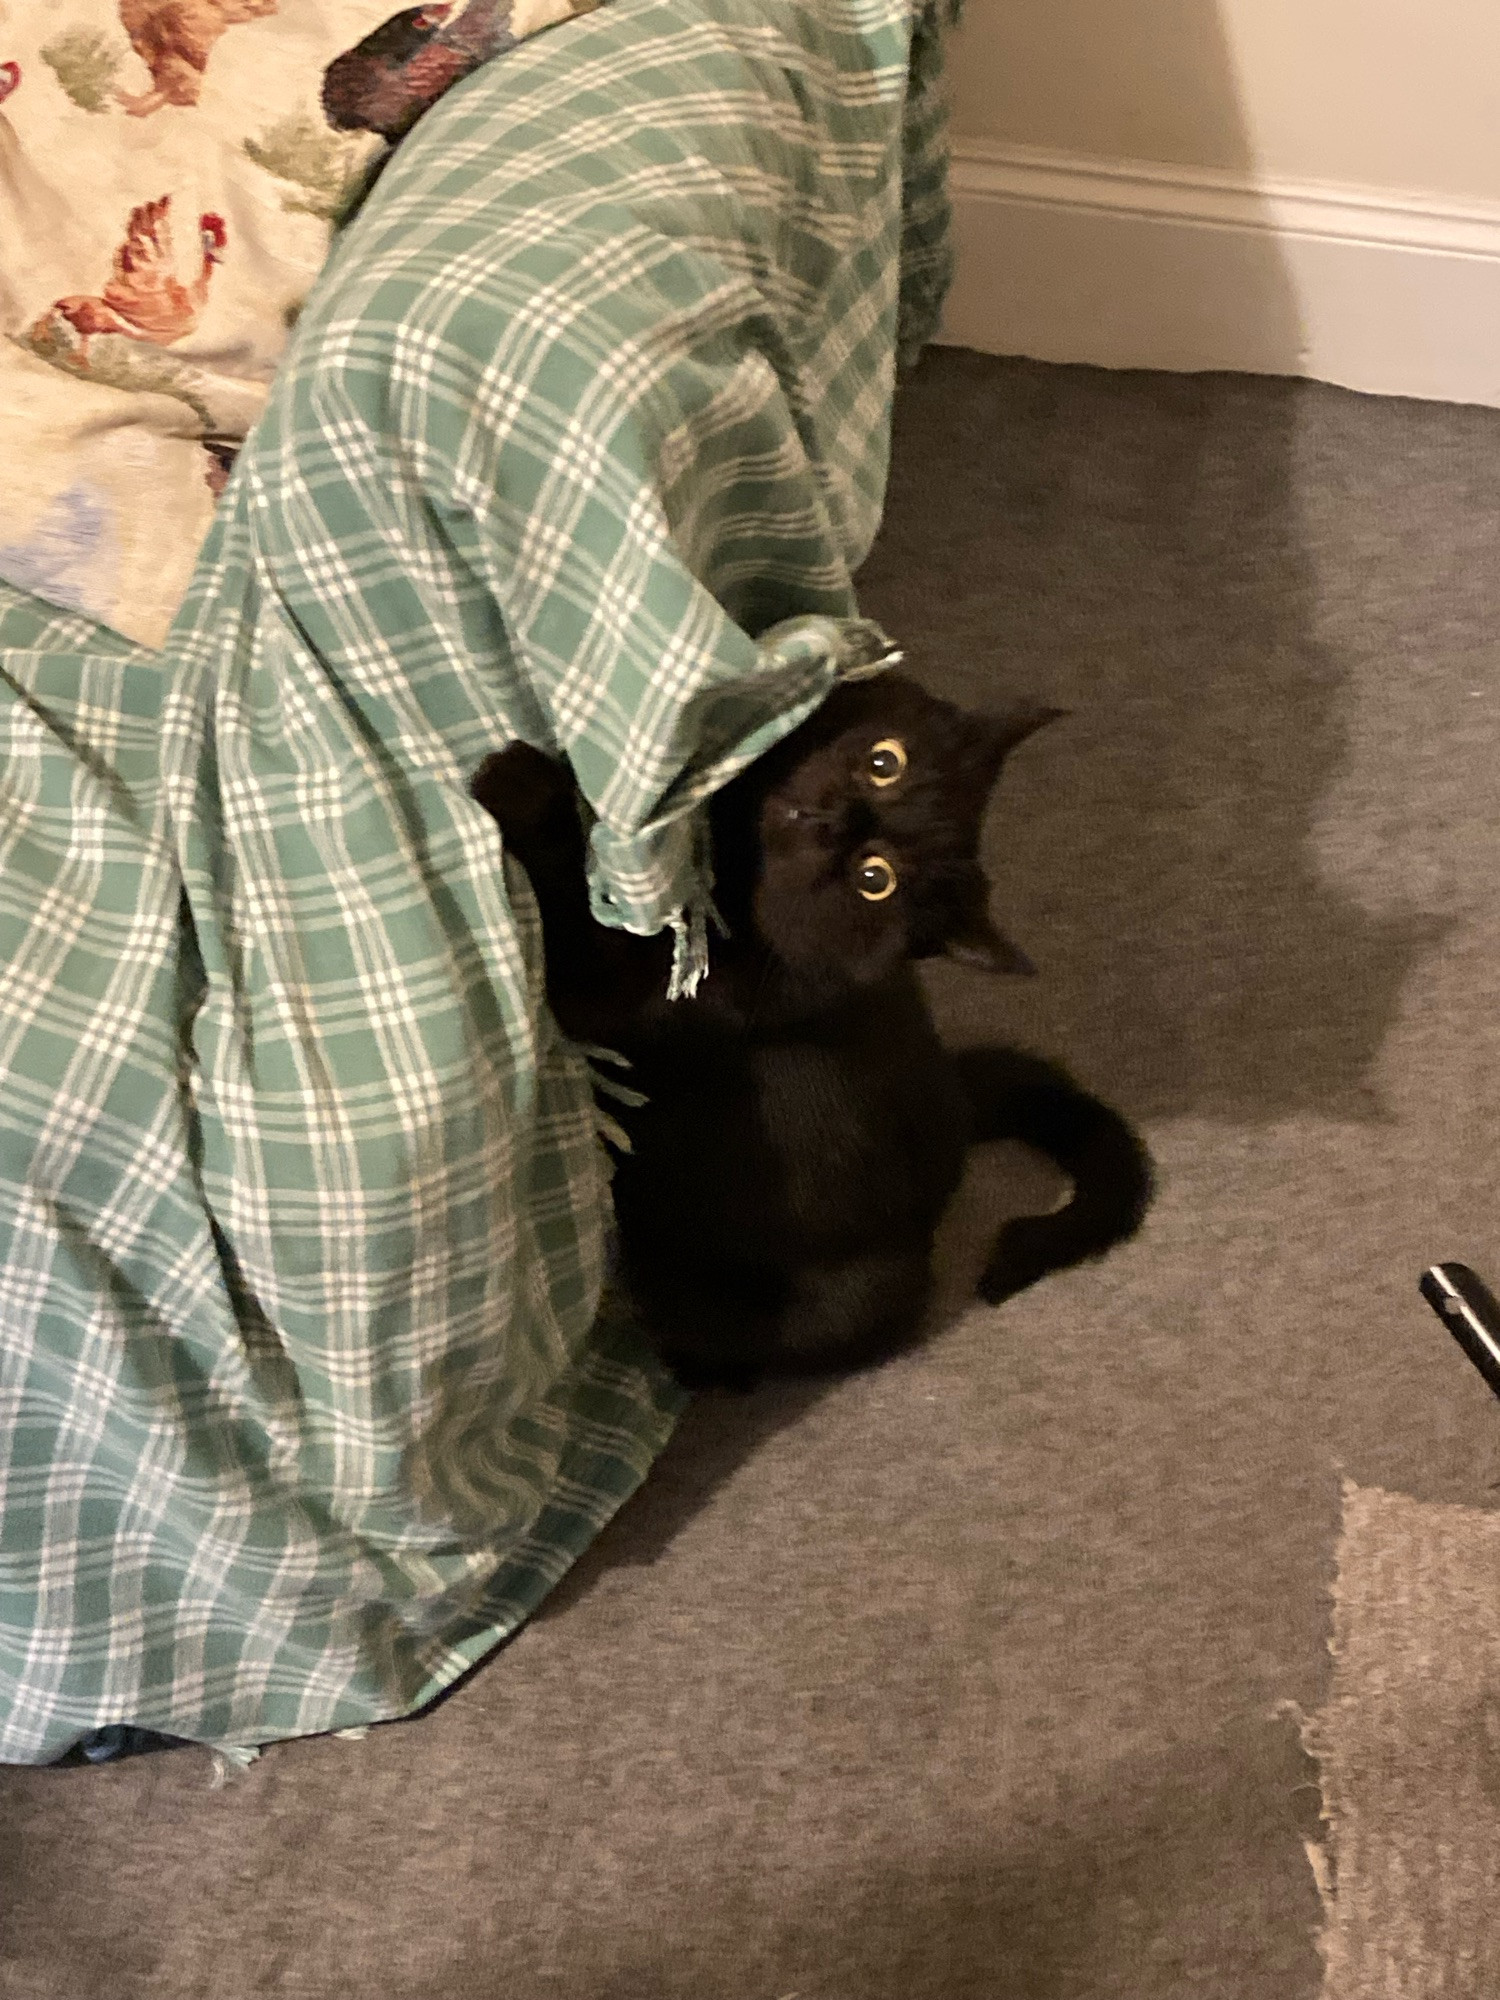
[1307,1481,1500,1999]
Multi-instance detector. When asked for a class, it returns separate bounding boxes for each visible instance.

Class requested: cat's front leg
[952,1048,1155,1303]
[470,741,584,881]
[470,743,669,1046]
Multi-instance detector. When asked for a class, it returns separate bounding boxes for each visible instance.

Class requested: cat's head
[709,673,1061,990]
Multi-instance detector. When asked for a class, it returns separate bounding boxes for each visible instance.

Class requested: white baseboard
[940,141,1500,407]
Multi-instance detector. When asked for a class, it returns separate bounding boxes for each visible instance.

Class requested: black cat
[471,672,1153,1388]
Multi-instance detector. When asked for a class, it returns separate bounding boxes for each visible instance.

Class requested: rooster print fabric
[0,0,597,648]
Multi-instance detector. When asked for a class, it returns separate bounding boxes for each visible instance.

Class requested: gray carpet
[4,351,1500,1998]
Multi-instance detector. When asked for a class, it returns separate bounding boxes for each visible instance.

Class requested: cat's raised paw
[470,742,575,847]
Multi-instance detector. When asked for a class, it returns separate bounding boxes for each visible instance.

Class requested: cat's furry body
[472,673,1152,1387]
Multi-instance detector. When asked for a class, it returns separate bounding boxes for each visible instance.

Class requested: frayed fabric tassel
[839,641,905,684]
[666,902,711,1001]
[207,1742,261,1787]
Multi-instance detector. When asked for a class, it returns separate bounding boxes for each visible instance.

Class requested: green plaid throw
[0,0,951,1761]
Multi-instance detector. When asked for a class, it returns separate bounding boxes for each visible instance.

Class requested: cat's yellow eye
[856,854,899,902]
[867,738,908,787]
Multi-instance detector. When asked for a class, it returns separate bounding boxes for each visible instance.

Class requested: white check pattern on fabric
[0,0,953,1761]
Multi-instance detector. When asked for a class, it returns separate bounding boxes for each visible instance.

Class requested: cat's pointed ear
[946,906,1037,977]
[987,704,1068,764]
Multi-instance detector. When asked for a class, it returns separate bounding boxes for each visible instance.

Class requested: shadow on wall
[949,0,1280,178]
[952,0,1328,372]
[943,0,1313,379]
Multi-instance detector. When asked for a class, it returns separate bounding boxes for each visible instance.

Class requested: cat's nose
[780,799,860,843]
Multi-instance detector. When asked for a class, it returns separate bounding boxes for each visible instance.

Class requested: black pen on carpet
[1420,1262,1500,1404]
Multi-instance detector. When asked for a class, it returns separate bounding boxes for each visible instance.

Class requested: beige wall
[950,0,1500,203]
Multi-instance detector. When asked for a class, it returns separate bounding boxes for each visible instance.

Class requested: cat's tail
[953,1048,1155,1304]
